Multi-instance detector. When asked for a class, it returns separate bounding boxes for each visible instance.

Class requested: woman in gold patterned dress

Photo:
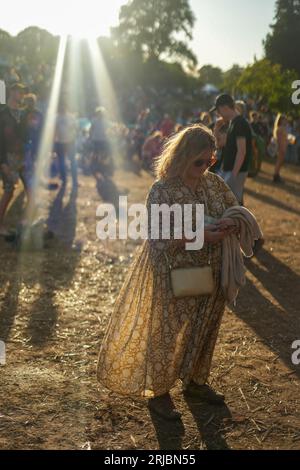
[97,124,240,420]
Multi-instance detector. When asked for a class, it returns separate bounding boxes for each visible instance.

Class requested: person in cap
[0,82,30,235]
[211,94,252,205]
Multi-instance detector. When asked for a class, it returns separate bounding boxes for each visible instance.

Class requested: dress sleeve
[145,181,177,258]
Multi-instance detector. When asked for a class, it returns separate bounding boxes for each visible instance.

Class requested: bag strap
[163,250,172,269]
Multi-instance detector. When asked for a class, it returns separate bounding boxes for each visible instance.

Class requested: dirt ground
[0,159,300,450]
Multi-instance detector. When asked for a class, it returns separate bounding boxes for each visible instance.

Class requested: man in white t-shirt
[54,102,78,186]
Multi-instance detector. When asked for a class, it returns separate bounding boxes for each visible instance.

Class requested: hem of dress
[97,377,182,399]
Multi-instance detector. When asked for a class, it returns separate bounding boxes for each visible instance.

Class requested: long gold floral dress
[97,171,238,398]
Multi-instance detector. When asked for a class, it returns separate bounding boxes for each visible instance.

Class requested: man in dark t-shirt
[211,94,252,204]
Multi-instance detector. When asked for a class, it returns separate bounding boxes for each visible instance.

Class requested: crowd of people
[0,77,300,238]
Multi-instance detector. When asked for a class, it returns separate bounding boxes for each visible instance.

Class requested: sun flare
[48,0,123,39]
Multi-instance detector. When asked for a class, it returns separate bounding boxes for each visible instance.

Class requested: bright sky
[1,0,276,70]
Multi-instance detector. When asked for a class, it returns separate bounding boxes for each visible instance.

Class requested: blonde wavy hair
[154,124,216,180]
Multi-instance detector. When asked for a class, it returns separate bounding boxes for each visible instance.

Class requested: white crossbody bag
[163,188,214,299]
[165,252,214,298]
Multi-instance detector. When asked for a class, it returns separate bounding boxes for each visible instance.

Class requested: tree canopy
[0,0,299,117]
[264,0,300,74]
[111,0,197,67]
[198,65,223,88]
[237,59,298,114]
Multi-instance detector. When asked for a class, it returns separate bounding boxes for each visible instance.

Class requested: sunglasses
[193,152,217,168]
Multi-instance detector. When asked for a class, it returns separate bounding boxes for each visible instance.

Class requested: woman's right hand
[204,228,229,244]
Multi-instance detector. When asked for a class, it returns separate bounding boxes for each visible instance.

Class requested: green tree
[237,59,299,114]
[112,0,197,67]
[15,27,59,66]
[264,0,300,74]
[198,65,223,87]
[222,64,244,95]
[0,30,15,61]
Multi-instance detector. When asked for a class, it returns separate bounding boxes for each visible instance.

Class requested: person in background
[89,107,113,177]
[272,114,288,184]
[200,112,213,129]
[137,108,151,134]
[90,107,110,157]
[211,94,252,205]
[126,127,145,162]
[159,114,175,138]
[250,111,269,145]
[54,101,78,187]
[235,100,247,119]
[211,118,229,174]
[22,93,43,190]
[0,82,28,235]
[141,130,163,172]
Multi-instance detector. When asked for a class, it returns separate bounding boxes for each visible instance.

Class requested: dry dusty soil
[0,159,300,450]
